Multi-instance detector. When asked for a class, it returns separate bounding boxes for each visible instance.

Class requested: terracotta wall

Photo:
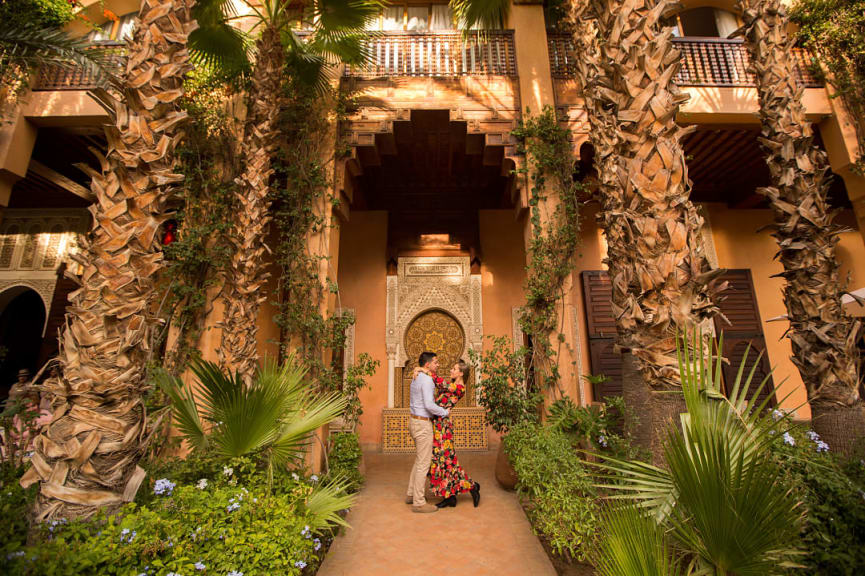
[479,210,528,343]
[336,212,390,448]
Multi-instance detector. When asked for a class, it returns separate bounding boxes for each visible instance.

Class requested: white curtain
[406,6,428,31]
[382,6,403,30]
[90,20,114,41]
[118,14,137,41]
[714,9,739,38]
[430,5,453,31]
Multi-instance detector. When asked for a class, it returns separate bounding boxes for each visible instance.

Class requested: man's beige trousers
[407,417,433,506]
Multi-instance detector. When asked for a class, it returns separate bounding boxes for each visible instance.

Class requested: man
[406,351,449,513]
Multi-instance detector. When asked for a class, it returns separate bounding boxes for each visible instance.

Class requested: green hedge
[327,432,363,493]
[504,422,598,563]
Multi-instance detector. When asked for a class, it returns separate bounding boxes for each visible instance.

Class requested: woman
[429,360,480,508]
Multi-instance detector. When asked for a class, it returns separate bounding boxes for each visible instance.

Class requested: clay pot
[495,441,518,490]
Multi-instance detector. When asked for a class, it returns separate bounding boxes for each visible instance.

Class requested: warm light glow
[418,234,460,249]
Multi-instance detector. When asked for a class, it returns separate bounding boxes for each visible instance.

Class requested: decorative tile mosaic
[382,407,488,453]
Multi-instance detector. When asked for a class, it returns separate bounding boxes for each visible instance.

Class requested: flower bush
[3,473,328,576]
[504,421,598,563]
[771,425,865,574]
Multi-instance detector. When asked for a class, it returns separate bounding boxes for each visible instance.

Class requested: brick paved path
[318,451,556,576]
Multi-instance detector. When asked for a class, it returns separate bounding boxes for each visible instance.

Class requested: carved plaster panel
[386,257,483,369]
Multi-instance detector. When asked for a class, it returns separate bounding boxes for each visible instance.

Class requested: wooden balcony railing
[31,42,125,91]
[344,31,517,78]
[547,33,822,88]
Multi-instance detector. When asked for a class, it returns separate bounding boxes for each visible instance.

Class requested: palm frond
[156,368,208,449]
[593,506,685,576]
[270,391,349,467]
[450,0,509,32]
[304,475,356,530]
[310,0,384,33]
[0,21,115,85]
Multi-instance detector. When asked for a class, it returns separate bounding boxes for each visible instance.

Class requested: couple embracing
[406,351,481,513]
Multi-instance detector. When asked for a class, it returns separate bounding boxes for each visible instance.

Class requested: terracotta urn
[494,441,518,490]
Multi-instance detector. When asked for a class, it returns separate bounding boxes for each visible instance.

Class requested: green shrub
[470,336,541,433]
[3,478,326,576]
[0,0,75,29]
[771,424,865,575]
[0,462,37,560]
[504,422,598,563]
[327,432,363,493]
[546,394,637,460]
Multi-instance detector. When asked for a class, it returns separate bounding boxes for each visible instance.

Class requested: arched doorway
[0,287,46,399]
[401,309,473,407]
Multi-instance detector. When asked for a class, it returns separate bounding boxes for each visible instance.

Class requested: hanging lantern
[161,220,178,246]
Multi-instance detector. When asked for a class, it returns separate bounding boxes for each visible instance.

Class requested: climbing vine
[158,66,240,371]
[271,64,377,401]
[512,106,583,398]
[791,0,865,171]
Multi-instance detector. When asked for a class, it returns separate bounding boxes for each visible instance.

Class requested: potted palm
[470,336,542,489]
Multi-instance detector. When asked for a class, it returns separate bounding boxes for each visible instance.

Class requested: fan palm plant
[591,331,803,575]
[158,356,348,483]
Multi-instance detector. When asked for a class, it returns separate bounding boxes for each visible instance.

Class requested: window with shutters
[581,268,775,408]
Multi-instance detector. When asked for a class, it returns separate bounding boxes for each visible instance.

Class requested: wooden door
[400,310,472,407]
[581,271,622,402]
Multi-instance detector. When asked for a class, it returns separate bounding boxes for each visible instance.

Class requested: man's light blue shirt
[410,372,449,418]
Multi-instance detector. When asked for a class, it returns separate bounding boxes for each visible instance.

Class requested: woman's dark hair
[457,359,470,382]
[419,351,437,367]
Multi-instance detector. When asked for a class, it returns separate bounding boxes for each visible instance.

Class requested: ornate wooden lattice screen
[581,269,776,407]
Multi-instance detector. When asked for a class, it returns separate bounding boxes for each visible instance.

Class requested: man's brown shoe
[412,504,438,513]
[405,496,414,504]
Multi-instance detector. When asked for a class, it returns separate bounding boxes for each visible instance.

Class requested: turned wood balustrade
[548,32,823,88]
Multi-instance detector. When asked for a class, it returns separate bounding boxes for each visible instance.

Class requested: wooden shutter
[713,269,776,407]
[581,271,621,402]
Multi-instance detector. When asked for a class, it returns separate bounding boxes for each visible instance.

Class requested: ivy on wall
[271,65,378,405]
[791,0,865,171]
[513,106,583,399]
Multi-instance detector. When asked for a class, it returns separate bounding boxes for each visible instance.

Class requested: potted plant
[470,336,542,489]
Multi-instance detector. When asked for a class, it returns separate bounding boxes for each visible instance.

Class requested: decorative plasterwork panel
[511,306,524,350]
[386,257,483,369]
[342,308,355,372]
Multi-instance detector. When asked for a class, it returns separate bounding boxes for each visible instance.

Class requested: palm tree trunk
[217,24,284,383]
[737,0,864,454]
[568,0,722,459]
[21,0,197,520]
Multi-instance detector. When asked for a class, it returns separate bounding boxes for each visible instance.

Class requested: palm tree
[592,333,802,574]
[567,0,722,459]
[736,0,864,454]
[214,0,378,383]
[20,0,197,520]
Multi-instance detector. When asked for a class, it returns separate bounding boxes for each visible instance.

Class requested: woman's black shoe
[470,482,481,507]
[436,496,457,508]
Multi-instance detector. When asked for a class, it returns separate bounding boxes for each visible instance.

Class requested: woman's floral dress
[429,374,475,498]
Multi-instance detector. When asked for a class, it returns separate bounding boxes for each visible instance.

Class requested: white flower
[310,475,318,483]
[771,408,784,421]
[294,560,307,569]
[783,432,795,447]
[291,472,299,481]
[223,466,234,477]
[816,440,830,453]
[806,430,820,442]
[194,561,206,571]
[313,538,321,551]
[196,479,208,490]
[227,571,243,576]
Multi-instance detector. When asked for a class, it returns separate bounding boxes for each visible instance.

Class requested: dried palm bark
[21,0,197,520]
[567,0,722,456]
[218,24,284,383]
[738,0,864,454]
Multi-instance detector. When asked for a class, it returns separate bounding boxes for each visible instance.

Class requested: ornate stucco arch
[385,256,483,407]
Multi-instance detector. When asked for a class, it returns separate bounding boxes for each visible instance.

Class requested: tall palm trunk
[568,0,721,458]
[737,0,864,454]
[21,0,197,520]
[218,24,284,383]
